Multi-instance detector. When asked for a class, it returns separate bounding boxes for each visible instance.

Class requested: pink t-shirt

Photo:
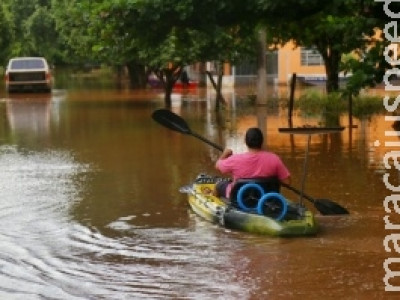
[216,151,290,198]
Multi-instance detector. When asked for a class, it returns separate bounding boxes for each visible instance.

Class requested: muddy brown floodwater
[0,83,397,299]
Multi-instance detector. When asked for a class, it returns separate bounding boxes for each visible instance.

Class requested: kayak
[180,174,318,237]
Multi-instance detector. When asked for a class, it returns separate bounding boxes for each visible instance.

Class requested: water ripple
[0,146,250,299]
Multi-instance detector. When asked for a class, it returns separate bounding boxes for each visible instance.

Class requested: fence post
[288,73,297,126]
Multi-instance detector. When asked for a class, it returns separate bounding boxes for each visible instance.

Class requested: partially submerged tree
[106,0,258,107]
[200,22,258,109]
[97,0,209,105]
[141,27,207,105]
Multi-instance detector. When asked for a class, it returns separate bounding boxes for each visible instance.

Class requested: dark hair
[245,127,263,149]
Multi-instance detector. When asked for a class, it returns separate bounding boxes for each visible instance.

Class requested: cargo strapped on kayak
[229,177,281,209]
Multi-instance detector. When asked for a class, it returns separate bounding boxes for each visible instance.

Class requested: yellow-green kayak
[181,174,318,237]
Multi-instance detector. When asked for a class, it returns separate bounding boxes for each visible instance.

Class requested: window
[300,48,324,66]
[11,58,45,69]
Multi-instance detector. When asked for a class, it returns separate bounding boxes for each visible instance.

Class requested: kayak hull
[223,209,317,237]
[184,177,318,237]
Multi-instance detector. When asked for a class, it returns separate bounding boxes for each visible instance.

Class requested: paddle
[152,109,224,151]
[280,182,348,215]
[151,108,349,215]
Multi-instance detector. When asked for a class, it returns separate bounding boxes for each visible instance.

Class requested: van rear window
[11,59,45,69]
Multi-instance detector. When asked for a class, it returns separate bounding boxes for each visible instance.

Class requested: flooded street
[0,78,396,299]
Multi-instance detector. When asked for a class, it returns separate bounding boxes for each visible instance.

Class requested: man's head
[245,127,263,149]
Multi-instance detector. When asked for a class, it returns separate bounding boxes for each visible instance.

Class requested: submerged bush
[296,90,384,119]
[352,95,385,118]
[297,91,346,116]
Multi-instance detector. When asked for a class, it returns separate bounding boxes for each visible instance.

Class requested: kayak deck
[183,175,318,237]
[187,183,227,223]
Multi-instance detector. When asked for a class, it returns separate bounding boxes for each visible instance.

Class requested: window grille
[300,48,324,66]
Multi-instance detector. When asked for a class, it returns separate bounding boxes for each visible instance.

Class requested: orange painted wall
[277,41,326,85]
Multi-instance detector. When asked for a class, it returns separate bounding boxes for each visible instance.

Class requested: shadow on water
[0,78,396,298]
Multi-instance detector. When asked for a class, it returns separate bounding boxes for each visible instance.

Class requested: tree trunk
[256,28,267,104]
[126,61,147,88]
[321,47,341,93]
[164,83,173,107]
[198,62,207,87]
[205,63,225,111]
[215,62,224,110]
[163,70,175,107]
[156,67,182,107]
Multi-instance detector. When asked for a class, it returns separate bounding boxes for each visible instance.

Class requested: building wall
[277,42,326,85]
[203,42,329,87]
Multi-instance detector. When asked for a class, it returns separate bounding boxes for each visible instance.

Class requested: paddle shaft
[152,109,224,151]
[191,132,224,152]
[281,182,315,204]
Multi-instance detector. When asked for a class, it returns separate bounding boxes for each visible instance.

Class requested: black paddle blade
[152,109,224,151]
[281,183,349,216]
[152,109,191,135]
[314,199,349,215]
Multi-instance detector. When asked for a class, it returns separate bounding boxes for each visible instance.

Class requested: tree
[24,6,60,61]
[339,1,400,96]
[258,0,389,94]
[81,0,258,107]
[51,0,98,65]
[199,17,257,109]
[0,3,13,64]
[0,0,62,64]
[49,0,265,107]
[88,0,198,102]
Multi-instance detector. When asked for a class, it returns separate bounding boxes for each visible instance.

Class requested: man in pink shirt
[215,127,291,199]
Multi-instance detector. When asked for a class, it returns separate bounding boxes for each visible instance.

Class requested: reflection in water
[4,92,65,148]
[0,145,252,299]
[0,146,253,298]
[6,97,51,135]
[0,146,88,298]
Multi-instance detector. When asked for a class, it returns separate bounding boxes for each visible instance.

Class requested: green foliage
[0,0,394,103]
[341,39,390,97]
[297,90,384,119]
[297,91,346,116]
[352,95,385,118]
[24,6,59,59]
[262,0,391,94]
[76,0,259,101]
[0,0,62,63]
[51,0,96,64]
[0,3,13,64]
[92,0,257,67]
